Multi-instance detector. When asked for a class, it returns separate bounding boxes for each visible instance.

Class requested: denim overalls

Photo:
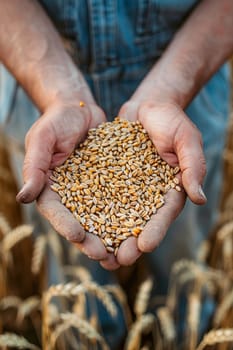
[0,0,230,347]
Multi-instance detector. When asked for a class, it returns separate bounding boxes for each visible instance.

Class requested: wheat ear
[50,313,109,350]
[0,333,40,349]
[196,328,233,350]
[0,213,11,237]
[134,277,153,318]
[124,314,155,350]
[31,235,47,275]
[214,289,233,326]
[2,225,33,251]
[17,296,41,323]
[156,306,176,343]
[44,281,117,317]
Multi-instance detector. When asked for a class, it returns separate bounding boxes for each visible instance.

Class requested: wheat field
[0,66,233,349]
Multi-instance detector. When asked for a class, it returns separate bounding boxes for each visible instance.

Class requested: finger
[174,125,207,204]
[118,101,139,121]
[137,189,186,253]
[74,233,109,261]
[37,180,86,243]
[16,125,54,203]
[100,254,120,270]
[37,180,109,260]
[116,236,142,266]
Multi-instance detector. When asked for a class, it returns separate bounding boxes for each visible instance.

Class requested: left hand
[100,99,206,269]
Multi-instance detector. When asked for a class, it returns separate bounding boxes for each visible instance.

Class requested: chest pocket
[135,0,199,40]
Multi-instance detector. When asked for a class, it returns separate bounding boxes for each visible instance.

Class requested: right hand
[16,99,120,267]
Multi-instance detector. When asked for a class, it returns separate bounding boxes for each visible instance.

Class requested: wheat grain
[51,117,181,254]
[196,328,233,350]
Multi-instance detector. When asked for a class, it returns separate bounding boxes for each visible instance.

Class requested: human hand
[16,99,120,265]
[104,99,206,269]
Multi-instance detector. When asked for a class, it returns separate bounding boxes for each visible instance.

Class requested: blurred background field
[0,62,232,349]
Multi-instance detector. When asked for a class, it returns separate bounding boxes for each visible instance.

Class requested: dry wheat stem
[0,333,40,350]
[134,277,153,318]
[17,296,41,324]
[44,281,117,317]
[186,291,201,350]
[196,328,233,350]
[156,306,176,343]
[49,312,109,350]
[0,213,11,237]
[214,289,233,326]
[47,229,64,264]
[31,235,47,275]
[124,314,156,350]
[217,221,233,241]
[106,284,133,327]
[222,234,233,271]
[51,117,181,254]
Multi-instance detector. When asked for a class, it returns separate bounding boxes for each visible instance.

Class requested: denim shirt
[0,0,230,147]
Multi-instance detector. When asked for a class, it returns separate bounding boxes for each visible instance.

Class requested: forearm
[0,0,94,112]
[132,0,233,108]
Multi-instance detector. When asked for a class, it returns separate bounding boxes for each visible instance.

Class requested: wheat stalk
[47,229,64,264]
[50,313,109,350]
[156,306,176,343]
[222,234,233,271]
[214,289,233,326]
[2,224,33,252]
[134,277,153,318]
[17,296,41,324]
[217,221,233,241]
[0,333,40,349]
[106,284,133,327]
[196,240,210,263]
[186,290,201,350]
[0,213,11,237]
[31,235,47,275]
[196,328,233,350]
[124,314,156,350]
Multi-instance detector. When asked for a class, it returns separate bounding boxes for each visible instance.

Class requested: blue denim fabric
[0,0,231,347]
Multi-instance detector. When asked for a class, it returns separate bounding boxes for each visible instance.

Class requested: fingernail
[198,185,207,201]
[16,185,28,203]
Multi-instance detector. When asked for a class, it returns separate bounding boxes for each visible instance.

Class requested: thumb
[118,101,139,121]
[16,124,55,203]
[174,124,207,205]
